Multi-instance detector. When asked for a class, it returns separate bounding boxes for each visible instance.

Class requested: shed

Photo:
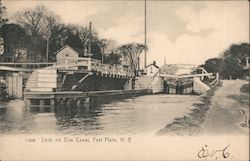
[55,45,79,66]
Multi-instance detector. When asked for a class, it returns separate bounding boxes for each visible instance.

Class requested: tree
[56,24,104,60]
[220,55,243,79]
[104,52,121,65]
[201,43,250,79]
[15,5,60,61]
[224,43,250,66]
[0,0,8,27]
[1,24,30,62]
[117,43,146,76]
[201,58,222,73]
[220,43,250,79]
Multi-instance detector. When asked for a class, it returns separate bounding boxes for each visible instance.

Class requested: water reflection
[0,95,199,135]
[54,105,104,135]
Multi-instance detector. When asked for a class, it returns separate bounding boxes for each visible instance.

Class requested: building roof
[146,61,159,68]
[55,45,79,56]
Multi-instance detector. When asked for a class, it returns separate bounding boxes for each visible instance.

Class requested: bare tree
[117,43,147,76]
[15,5,60,61]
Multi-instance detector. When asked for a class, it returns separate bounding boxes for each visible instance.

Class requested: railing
[0,62,55,69]
[62,57,133,77]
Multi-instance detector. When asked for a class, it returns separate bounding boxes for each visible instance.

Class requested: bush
[240,83,249,93]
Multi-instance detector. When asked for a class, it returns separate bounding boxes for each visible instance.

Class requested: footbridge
[157,64,218,94]
[134,64,219,95]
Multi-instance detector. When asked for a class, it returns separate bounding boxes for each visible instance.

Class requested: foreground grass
[157,83,222,135]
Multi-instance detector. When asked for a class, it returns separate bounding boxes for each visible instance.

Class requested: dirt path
[201,80,249,135]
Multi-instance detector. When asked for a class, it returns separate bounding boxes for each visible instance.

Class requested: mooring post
[84,97,90,105]
[76,98,82,106]
[50,99,55,105]
[66,98,72,106]
[24,98,31,106]
[39,100,45,106]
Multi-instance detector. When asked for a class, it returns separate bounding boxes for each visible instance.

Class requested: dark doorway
[163,81,169,94]
[176,83,184,94]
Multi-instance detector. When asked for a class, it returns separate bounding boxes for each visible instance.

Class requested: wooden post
[246,57,249,68]
[201,70,204,80]
[88,58,91,70]
[216,72,219,84]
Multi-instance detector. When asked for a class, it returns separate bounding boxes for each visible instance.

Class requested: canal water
[0,94,199,135]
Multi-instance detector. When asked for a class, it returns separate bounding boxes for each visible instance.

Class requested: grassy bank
[157,83,222,135]
[228,82,249,128]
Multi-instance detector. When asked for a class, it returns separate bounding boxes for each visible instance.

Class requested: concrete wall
[151,77,164,94]
[134,76,154,89]
[134,76,164,94]
[193,77,210,94]
[124,79,132,90]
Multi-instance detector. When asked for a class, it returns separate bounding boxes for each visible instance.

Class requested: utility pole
[102,45,104,64]
[88,21,92,57]
[46,37,49,62]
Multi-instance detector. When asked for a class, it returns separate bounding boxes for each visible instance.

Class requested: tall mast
[144,0,147,69]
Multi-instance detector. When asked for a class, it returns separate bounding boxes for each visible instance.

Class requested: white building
[146,61,159,77]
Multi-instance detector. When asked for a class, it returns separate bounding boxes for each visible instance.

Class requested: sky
[3,0,249,66]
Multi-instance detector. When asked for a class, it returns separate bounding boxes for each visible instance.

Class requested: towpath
[201,80,249,134]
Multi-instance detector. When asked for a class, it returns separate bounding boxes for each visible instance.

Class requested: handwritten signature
[198,144,233,161]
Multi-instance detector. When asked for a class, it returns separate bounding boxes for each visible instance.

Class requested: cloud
[146,1,249,66]
[3,1,249,66]
[84,1,144,45]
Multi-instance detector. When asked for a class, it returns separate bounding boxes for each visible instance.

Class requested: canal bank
[157,83,220,135]
[158,80,249,135]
